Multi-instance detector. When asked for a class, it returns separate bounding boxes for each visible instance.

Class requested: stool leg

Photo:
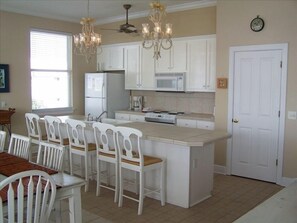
[96,158,100,196]
[114,161,119,203]
[138,171,144,215]
[69,151,73,176]
[160,162,165,206]
[118,165,123,207]
[84,154,89,192]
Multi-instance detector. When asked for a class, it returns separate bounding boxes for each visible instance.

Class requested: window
[30,30,72,114]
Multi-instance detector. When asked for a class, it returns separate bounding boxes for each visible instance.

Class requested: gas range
[144,111,184,125]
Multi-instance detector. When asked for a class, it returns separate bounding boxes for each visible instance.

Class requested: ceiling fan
[101,4,138,34]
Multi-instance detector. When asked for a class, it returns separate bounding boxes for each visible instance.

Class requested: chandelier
[142,1,173,59]
[73,0,102,63]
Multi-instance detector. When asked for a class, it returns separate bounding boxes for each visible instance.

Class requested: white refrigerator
[85,72,130,119]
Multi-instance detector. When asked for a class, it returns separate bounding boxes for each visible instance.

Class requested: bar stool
[116,126,165,215]
[44,115,70,171]
[93,122,118,202]
[65,118,96,192]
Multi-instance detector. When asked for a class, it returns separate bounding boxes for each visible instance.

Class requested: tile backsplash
[131,91,215,114]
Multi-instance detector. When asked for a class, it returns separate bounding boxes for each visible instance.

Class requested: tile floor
[58,174,283,223]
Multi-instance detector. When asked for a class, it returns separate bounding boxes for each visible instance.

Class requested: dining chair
[8,133,31,160]
[44,115,70,171]
[93,122,119,202]
[65,118,96,192]
[0,130,6,152]
[25,112,47,145]
[36,141,65,171]
[0,170,56,223]
[116,126,165,215]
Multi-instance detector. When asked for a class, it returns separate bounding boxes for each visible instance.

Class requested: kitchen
[0,0,297,222]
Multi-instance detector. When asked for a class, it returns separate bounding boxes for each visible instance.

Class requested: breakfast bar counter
[53,115,230,208]
[118,121,230,208]
[120,121,229,147]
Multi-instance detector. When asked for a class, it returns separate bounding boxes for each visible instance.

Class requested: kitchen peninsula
[55,115,230,208]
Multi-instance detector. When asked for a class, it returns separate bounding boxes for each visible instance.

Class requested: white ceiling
[0,0,216,25]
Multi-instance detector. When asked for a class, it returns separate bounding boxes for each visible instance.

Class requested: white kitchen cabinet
[115,113,130,121]
[176,119,197,128]
[186,37,216,92]
[97,45,124,71]
[125,44,155,90]
[130,114,145,122]
[197,120,215,130]
[115,112,145,123]
[140,47,155,89]
[124,44,140,90]
[155,40,187,73]
[177,118,215,130]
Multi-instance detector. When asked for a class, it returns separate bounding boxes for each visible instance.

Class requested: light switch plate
[288,111,297,120]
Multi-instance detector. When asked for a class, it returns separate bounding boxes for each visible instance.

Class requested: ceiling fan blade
[100,28,120,31]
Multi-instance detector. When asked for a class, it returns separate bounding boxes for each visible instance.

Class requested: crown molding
[95,0,217,25]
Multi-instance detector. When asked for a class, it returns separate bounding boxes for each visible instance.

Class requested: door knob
[232,118,239,123]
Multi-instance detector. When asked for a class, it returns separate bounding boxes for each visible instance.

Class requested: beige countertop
[116,110,215,122]
[54,115,229,147]
[119,122,230,147]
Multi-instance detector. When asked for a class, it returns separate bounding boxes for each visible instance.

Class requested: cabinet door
[171,41,187,72]
[97,46,124,71]
[140,47,155,90]
[196,120,215,130]
[130,114,145,122]
[155,40,187,73]
[186,39,207,91]
[206,39,216,91]
[176,119,197,128]
[125,45,140,90]
[115,113,130,120]
[155,46,171,73]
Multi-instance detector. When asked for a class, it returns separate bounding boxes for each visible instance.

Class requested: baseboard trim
[280,177,297,187]
[213,165,297,187]
[214,165,226,175]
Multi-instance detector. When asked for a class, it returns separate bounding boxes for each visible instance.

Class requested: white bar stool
[116,126,165,215]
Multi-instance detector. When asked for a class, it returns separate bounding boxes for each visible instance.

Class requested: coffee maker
[132,96,143,111]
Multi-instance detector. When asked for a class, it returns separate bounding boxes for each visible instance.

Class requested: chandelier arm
[160,38,172,50]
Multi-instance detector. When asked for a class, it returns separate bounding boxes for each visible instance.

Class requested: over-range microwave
[155,73,185,92]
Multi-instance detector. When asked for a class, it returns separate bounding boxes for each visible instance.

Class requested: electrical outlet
[288,111,297,120]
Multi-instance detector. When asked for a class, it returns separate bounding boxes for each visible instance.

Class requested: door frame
[227,43,288,185]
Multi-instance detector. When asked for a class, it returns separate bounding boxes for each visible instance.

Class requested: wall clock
[250,15,265,32]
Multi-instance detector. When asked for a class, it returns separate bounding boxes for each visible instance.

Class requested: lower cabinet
[177,119,215,130]
[115,113,130,121]
[115,113,145,122]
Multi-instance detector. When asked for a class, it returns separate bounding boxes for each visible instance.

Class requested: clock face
[250,16,264,32]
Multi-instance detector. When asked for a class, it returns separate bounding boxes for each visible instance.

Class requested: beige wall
[96,6,216,44]
[0,11,95,135]
[216,0,297,177]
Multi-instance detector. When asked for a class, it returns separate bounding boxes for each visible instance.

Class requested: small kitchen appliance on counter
[132,96,143,112]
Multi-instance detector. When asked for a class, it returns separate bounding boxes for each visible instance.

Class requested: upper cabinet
[186,37,216,92]
[155,40,187,73]
[97,45,124,71]
[124,44,141,90]
[97,35,216,92]
[124,44,155,90]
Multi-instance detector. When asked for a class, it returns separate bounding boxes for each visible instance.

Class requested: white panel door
[231,50,282,182]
